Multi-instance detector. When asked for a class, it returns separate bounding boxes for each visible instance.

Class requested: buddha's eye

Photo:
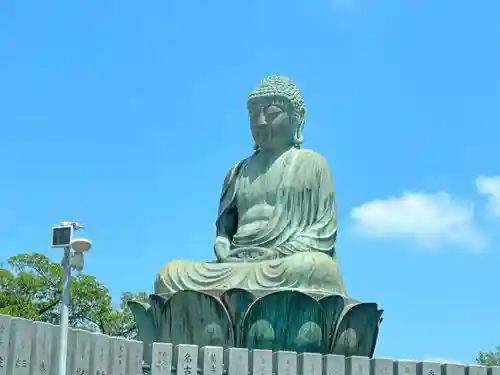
[249,110,259,119]
[248,102,285,123]
[249,103,262,117]
[265,104,282,113]
[264,105,283,122]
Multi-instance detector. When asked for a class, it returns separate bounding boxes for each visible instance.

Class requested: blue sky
[0,0,498,365]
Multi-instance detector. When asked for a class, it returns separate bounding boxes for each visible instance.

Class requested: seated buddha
[155,76,347,298]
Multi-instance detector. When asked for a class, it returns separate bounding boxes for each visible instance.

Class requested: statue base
[128,288,383,363]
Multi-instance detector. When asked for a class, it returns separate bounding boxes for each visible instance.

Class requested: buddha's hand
[214,236,231,262]
[224,247,280,262]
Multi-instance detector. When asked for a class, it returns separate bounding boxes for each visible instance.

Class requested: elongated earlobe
[293,108,305,148]
[293,119,304,148]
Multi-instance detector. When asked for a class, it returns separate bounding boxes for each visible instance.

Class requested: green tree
[0,253,147,338]
[477,346,500,366]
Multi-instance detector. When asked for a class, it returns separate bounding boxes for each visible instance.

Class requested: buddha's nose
[256,110,266,126]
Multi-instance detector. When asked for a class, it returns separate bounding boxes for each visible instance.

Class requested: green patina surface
[129,76,382,360]
[155,76,345,296]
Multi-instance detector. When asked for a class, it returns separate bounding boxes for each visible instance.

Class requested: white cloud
[476,175,500,217]
[349,191,486,251]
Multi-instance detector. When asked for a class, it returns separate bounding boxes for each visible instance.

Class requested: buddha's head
[247,76,306,151]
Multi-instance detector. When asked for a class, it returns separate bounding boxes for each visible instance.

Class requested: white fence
[0,314,499,375]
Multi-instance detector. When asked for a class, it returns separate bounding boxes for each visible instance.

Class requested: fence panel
[0,313,499,375]
[0,315,12,375]
[30,321,55,375]
[7,318,33,375]
[125,339,144,375]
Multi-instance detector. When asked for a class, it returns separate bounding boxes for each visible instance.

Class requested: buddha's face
[248,97,295,151]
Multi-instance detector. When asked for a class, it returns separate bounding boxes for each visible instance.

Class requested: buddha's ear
[293,128,303,148]
[298,106,306,119]
[293,114,305,147]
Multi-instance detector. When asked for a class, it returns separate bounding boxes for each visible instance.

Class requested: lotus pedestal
[128,288,383,364]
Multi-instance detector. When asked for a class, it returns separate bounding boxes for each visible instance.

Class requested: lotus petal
[368,309,384,358]
[156,290,234,347]
[221,288,256,346]
[127,300,156,364]
[318,294,346,346]
[149,294,168,332]
[331,302,380,357]
[241,291,327,353]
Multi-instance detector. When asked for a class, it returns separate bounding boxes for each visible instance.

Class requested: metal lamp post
[50,220,92,375]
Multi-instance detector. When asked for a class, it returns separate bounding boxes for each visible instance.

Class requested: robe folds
[155,148,347,297]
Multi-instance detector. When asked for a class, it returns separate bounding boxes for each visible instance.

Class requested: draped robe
[155,148,347,297]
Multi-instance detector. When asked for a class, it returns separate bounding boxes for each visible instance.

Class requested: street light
[51,220,92,375]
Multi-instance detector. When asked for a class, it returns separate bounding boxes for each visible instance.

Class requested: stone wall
[0,313,498,375]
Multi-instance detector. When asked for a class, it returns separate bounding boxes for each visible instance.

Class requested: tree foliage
[477,346,500,366]
[0,253,147,338]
